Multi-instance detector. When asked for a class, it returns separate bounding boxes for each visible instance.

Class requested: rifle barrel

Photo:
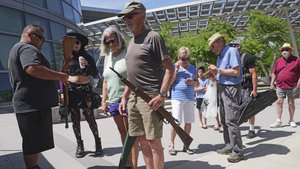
[109,67,193,148]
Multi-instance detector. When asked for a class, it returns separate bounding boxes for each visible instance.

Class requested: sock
[249,125,254,131]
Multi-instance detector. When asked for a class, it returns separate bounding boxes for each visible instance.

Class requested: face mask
[282,51,289,58]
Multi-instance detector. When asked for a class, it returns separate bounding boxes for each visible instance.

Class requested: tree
[241,10,289,84]
[160,19,237,67]
[159,10,293,84]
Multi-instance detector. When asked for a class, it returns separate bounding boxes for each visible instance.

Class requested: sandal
[169,145,177,156]
[219,126,224,133]
[213,125,220,131]
[183,146,194,155]
[202,124,208,129]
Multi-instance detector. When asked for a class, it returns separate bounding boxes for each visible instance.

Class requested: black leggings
[69,96,99,141]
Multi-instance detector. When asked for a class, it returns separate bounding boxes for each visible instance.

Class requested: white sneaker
[270,120,282,128]
[289,121,297,128]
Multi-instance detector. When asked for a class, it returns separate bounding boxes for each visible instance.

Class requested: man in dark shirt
[229,40,258,139]
[8,24,88,169]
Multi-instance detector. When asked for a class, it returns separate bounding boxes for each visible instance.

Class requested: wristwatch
[159,91,167,98]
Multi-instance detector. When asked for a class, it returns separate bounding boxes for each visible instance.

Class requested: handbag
[91,92,102,109]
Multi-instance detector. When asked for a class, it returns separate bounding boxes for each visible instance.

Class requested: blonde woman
[169,47,198,155]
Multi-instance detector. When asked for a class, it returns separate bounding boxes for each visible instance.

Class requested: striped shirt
[171,64,197,100]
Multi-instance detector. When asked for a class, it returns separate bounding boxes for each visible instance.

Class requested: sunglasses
[229,44,239,47]
[281,49,290,52]
[104,38,115,45]
[179,57,190,61]
[75,40,81,45]
[122,12,141,20]
[32,33,44,41]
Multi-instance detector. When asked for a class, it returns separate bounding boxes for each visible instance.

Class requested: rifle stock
[59,35,76,128]
[109,67,193,148]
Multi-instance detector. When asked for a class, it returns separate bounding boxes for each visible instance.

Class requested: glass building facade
[0,0,84,102]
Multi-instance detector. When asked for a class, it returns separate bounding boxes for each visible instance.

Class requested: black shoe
[247,130,256,139]
[75,140,84,158]
[95,137,103,156]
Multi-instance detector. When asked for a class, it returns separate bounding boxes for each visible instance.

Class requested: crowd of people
[7,1,300,169]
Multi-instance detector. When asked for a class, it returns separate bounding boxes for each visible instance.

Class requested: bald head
[21,24,45,49]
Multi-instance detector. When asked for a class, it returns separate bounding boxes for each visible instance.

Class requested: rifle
[109,67,193,148]
[59,35,76,129]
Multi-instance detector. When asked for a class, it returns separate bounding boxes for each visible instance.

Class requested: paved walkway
[0,99,299,169]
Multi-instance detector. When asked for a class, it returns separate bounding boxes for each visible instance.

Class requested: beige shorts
[127,95,163,140]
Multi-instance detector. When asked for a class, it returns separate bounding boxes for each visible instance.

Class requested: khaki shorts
[127,95,163,140]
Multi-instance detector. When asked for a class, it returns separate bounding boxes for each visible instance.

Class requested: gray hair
[99,26,125,56]
[22,24,44,34]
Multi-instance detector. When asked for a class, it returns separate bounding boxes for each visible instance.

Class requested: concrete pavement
[0,99,299,169]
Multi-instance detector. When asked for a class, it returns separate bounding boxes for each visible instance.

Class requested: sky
[80,0,201,10]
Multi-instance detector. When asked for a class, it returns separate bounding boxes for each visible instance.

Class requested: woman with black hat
[65,32,103,158]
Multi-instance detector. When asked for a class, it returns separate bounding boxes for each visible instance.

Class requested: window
[46,0,63,16]
[0,34,18,102]
[50,21,66,42]
[41,42,56,69]
[74,10,81,24]
[0,6,24,34]
[0,71,13,102]
[24,0,47,8]
[25,13,51,40]
[63,1,75,22]
[53,43,63,71]
[0,34,19,70]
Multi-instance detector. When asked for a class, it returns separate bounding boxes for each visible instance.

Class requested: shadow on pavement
[244,143,290,159]
[0,152,55,169]
[88,166,118,169]
[245,129,295,145]
[101,146,122,157]
[165,160,225,169]
[195,143,224,154]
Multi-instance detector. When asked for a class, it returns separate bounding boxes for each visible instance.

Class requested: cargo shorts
[127,94,163,140]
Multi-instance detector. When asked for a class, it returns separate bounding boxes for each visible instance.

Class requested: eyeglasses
[104,38,115,45]
[179,57,190,61]
[122,12,141,20]
[75,40,81,45]
[32,33,44,41]
[281,49,290,52]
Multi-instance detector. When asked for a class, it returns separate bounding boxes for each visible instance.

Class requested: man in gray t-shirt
[8,24,88,169]
[118,2,174,169]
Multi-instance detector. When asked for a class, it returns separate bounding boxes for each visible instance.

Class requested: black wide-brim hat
[66,32,89,47]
